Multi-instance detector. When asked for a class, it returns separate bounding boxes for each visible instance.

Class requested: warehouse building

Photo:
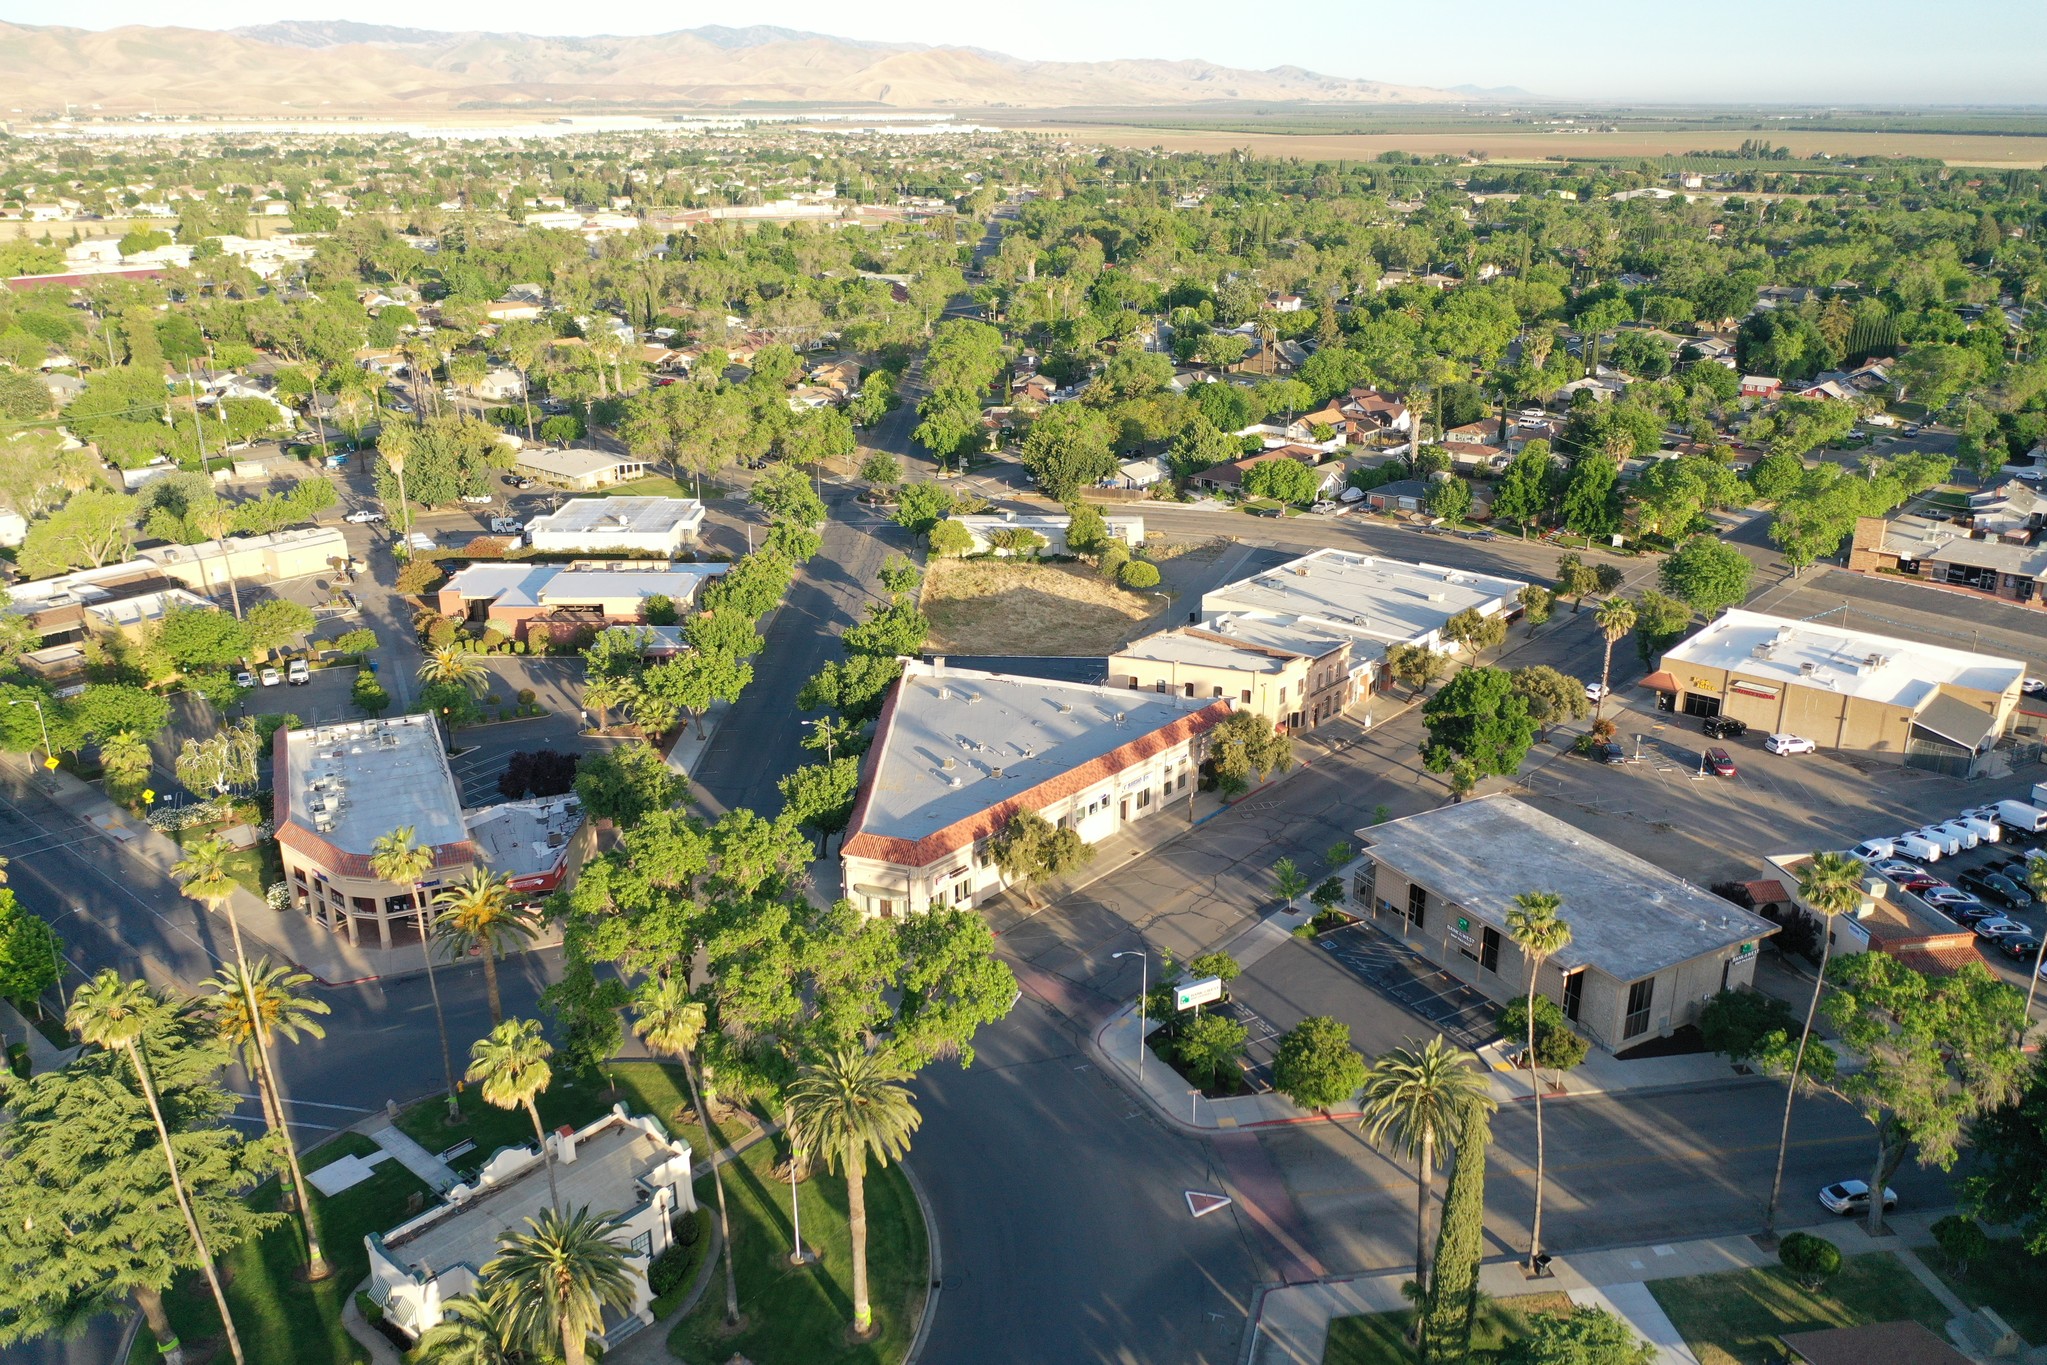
[523,496,705,556]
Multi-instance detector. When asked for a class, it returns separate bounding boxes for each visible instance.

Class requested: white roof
[526,496,705,536]
[442,562,727,608]
[1662,609,2025,707]
[1201,549,1526,648]
[515,447,644,479]
[281,716,467,857]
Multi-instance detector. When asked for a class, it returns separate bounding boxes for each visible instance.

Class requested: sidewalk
[0,996,77,1074]
[1244,1214,1963,1365]
[661,697,733,780]
[362,1116,462,1194]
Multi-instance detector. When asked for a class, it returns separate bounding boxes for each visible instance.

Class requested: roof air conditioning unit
[990,767,1004,779]
[941,757,956,770]
[938,685,951,700]
[1800,661,1817,675]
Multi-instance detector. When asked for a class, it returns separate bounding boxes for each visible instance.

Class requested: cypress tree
[1422,1101,1491,1365]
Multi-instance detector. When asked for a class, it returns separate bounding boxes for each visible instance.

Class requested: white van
[1991,801,2047,834]
[1893,833,1943,862]
[1850,839,1895,863]
[1913,826,1962,856]
[1935,820,1980,850]
[1956,815,2002,845]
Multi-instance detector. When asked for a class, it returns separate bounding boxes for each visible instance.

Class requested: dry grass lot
[921,559,1163,655]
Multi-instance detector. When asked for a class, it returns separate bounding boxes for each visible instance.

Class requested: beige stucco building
[1351,798,1776,1053]
[1649,609,2024,774]
[1108,618,1357,732]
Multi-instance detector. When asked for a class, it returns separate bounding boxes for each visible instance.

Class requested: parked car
[233,670,254,688]
[286,660,310,687]
[1594,742,1628,765]
[1958,868,2028,909]
[1870,858,1922,879]
[259,667,281,687]
[1703,716,1748,740]
[1973,916,2031,941]
[1705,747,1737,777]
[2025,677,2046,697]
[1461,529,1498,541]
[460,493,494,505]
[1921,888,1986,911]
[344,509,385,524]
[489,518,523,535]
[1997,933,2043,962]
[1585,683,1608,704]
[1765,733,1817,755]
[1896,873,1948,894]
[1819,1180,1896,1216]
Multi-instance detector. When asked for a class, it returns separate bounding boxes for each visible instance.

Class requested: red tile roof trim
[271,728,477,879]
[840,683,1233,870]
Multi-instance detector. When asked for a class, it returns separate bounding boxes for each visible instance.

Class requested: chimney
[551,1124,579,1164]
[931,656,945,674]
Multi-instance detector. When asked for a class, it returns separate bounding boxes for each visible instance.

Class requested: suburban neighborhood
[1,35,2047,1365]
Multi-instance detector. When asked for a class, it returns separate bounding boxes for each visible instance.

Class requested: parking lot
[1313,921,1501,1050]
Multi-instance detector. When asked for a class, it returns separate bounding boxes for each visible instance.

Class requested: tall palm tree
[435,869,535,1026]
[68,972,247,1365]
[1506,891,1572,1272]
[1763,851,1866,1238]
[413,1289,520,1365]
[2023,853,2047,1030]
[484,1207,638,1365]
[786,1047,923,1337]
[377,423,416,530]
[419,646,486,689]
[468,1018,560,1212]
[203,958,330,1250]
[370,827,459,1119]
[632,977,738,1326]
[1592,596,1636,722]
[173,837,328,1280]
[1358,1035,1496,1292]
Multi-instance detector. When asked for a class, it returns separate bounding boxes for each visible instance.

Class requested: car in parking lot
[1703,715,1748,739]
[234,670,255,688]
[1765,733,1817,755]
[460,493,494,505]
[1895,872,1947,893]
[286,660,310,687]
[1998,933,2043,962]
[1973,916,2031,941]
[259,666,281,687]
[1594,741,1628,765]
[1819,1180,1896,1216]
[1958,868,2030,909]
[1921,887,1987,912]
[2026,677,2046,697]
[344,509,385,524]
[1871,858,1922,879]
[1705,747,1737,777]
[1585,683,1608,704]
[489,518,523,535]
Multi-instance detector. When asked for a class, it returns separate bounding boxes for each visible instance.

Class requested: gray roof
[1201,549,1525,649]
[282,716,468,857]
[1923,536,2047,578]
[1359,797,1776,982]
[526,496,704,536]
[441,562,727,608]
[515,447,645,479]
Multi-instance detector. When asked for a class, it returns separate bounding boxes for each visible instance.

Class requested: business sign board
[1175,976,1224,1011]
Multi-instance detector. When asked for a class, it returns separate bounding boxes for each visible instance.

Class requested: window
[1136,789,1151,809]
[1352,862,1377,906]
[1241,689,1253,703]
[1561,970,1584,1022]
[1406,884,1427,929]
[1184,682,1196,697]
[1155,680,1168,693]
[953,880,972,906]
[1479,926,1500,973]
[631,1230,652,1259]
[1623,977,1654,1039]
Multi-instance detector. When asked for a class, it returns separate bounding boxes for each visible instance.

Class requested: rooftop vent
[1055,701,1073,714]
[1800,661,1817,675]
[1021,744,1035,758]
[941,756,956,770]
[1751,643,1775,660]
[990,766,1004,779]
[938,685,951,700]
[1114,712,1127,726]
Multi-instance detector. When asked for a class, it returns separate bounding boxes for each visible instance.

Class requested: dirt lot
[1022,123,2047,169]
[921,559,1164,655]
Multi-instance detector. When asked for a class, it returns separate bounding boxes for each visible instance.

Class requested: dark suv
[1957,867,2030,910]
[1703,716,1748,739]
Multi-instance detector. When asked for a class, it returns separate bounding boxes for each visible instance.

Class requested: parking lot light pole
[1113,949,1148,1082]
[9,698,52,768]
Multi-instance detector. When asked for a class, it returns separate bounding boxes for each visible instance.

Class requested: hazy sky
[10,0,2043,105]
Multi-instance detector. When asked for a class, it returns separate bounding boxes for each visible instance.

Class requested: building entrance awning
[1639,671,1678,693]
[1912,689,1995,750]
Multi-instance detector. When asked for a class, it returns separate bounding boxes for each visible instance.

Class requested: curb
[1086,1002,1344,1135]
[901,1159,943,1365]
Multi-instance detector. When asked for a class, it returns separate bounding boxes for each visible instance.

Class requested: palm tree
[413,1290,520,1364]
[1506,891,1572,1272]
[378,423,416,530]
[484,1207,638,1365]
[370,827,459,1119]
[1592,596,1636,722]
[1358,1035,1496,1292]
[786,1047,923,1337]
[203,958,331,1258]
[581,672,639,733]
[468,1018,560,1211]
[632,977,738,1326]
[419,646,486,688]
[1762,851,1866,1238]
[173,837,328,1280]
[435,868,535,1026]
[68,972,247,1365]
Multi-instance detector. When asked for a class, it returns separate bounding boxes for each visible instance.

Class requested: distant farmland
[1014,123,2047,168]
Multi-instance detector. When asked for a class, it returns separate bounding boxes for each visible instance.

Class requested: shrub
[517,688,537,705]
[1930,1214,1988,1276]
[395,559,444,595]
[1778,1231,1842,1289]
[648,1240,693,1298]
[1498,993,1590,1072]
[426,618,459,649]
[1098,541,1131,579]
[479,629,510,653]
[526,624,552,654]
[1118,559,1161,590]
[674,1206,703,1246]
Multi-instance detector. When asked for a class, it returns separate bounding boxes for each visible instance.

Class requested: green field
[1646,1252,1950,1365]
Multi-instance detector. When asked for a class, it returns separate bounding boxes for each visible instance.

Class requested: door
[1119,797,1130,822]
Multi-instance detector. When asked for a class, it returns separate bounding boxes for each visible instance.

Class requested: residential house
[1739,375,1784,400]
[1197,445,1339,496]
[514,447,651,491]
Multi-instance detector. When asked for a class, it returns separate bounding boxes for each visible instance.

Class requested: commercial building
[436,561,728,641]
[523,497,705,557]
[274,716,477,949]
[1761,852,1978,975]
[514,447,651,490]
[1349,797,1776,1053]
[839,660,1230,917]
[946,510,1144,556]
[1108,616,1358,731]
[1848,512,2047,605]
[464,794,594,896]
[1648,609,2025,774]
[1196,548,1527,687]
[366,1105,696,1350]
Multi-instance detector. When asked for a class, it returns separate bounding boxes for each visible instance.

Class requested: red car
[1898,874,1948,893]
[1705,747,1737,778]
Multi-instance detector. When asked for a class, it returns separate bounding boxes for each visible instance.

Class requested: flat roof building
[1108,616,1361,733]
[524,497,705,557]
[514,447,651,490]
[464,794,594,896]
[946,511,1144,556]
[840,660,1230,917]
[1648,609,2024,775]
[274,716,476,949]
[367,1105,695,1351]
[437,561,728,641]
[1350,797,1776,1052]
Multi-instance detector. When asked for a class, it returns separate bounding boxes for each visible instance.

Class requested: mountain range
[0,20,1462,116]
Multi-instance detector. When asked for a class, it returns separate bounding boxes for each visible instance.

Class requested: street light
[785,1103,815,1266]
[9,698,52,769]
[1112,949,1148,1082]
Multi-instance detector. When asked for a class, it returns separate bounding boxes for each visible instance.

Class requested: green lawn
[167,825,286,901]
[394,1060,738,1180]
[1647,1252,1951,1365]
[133,1132,431,1365]
[667,1138,928,1365]
[581,474,726,501]
[1322,1293,1574,1364]
[1916,1237,2047,1345]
